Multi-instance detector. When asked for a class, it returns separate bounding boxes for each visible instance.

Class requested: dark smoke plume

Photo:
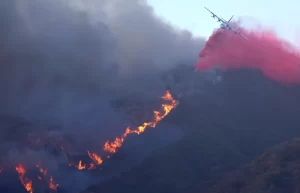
[0,0,205,142]
[196,24,300,85]
[0,0,205,192]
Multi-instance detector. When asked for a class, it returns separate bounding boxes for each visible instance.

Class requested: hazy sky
[148,0,300,44]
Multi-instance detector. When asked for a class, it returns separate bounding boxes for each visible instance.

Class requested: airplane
[204,7,248,40]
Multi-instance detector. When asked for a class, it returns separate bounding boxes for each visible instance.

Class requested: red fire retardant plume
[195,24,300,85]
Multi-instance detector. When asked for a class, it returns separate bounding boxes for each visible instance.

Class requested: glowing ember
[36,164,59,190]
[49,177,59,190]
[36,165,47,176]
[15,164,33,193]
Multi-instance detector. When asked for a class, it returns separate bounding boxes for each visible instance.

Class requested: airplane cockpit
[220,23,226,29]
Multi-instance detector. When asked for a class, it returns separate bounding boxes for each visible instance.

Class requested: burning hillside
[0,90,178,193]
[4,0,300,193]
[0,0,203,192]
[80,21,300,193]
[81,67,300,193]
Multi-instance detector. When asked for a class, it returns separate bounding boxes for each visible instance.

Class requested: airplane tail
[228,15,234,23]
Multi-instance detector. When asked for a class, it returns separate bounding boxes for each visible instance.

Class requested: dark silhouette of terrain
[209,138,300,193]
[81,67,300,193]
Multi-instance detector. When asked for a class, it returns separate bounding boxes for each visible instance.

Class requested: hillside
[81,68,300,193]
[209,138,300,193]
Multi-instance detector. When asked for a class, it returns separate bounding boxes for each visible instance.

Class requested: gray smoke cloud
[0,0,206,191]
[0,0,205,140]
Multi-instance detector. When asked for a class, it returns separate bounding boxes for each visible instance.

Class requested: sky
[148,0,300,44]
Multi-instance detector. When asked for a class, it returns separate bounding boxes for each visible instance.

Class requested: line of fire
[0,90,178,193]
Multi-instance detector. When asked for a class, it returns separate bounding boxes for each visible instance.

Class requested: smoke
[0,0,205,192]
[0,0,204,138]
[195,23,300,85]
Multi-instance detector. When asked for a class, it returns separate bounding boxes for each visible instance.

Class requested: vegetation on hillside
[209,138,300,193]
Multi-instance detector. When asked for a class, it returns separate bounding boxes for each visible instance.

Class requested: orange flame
[103,137,124,153]
[103,90,178,154]
[36,164,59,190]
[15,164,33,193]
[88,151,103,165]
[69,90,177,171]
[0,91,177,190]
[76,160,86,170]
[11,90,177,184]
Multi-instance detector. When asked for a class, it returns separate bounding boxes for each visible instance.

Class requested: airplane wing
[204,7,226,23]
[229,26,248,40]
[228,15,234,23]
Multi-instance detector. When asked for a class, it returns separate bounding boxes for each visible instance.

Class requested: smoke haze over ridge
[0,0,205,134]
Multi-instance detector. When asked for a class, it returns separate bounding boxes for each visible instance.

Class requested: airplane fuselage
[220,22,227,29]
